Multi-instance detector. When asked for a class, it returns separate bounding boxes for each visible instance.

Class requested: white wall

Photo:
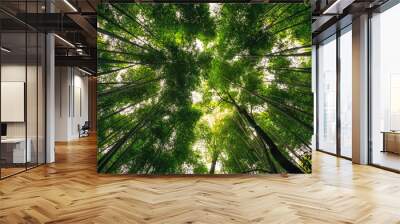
[1,64,26,138]
[71,72,89,138]
[55,66,69,141]
[55,67,89,141]
[1,63,46,164]
[1,64,44,137]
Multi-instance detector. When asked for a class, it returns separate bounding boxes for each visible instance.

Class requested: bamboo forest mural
[97,3,312,174]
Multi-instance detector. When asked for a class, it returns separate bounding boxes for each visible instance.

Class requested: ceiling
[1,0,313,74]
[0,0,100,74]
[311,0,390,43]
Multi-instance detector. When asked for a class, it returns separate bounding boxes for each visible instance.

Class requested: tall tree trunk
[97,64,138,76]
[226,95,303,173]
[267,45,312,56]
[238,106,302,173]
[209,151,219,174]
[98,75,164,97]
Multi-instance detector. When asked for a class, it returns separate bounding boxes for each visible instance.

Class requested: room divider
[0,0,47,179]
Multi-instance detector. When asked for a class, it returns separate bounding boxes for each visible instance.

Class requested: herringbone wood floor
[1,136,400,224]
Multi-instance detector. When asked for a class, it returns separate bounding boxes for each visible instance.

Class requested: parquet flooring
[0,167,26,178]
[1,136,400,223]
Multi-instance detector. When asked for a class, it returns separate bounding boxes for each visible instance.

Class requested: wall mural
[97,3,312,174]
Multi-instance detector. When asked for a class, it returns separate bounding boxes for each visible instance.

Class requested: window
[370,3,400,171]
[339,26,352,158]
[318,35,337,154]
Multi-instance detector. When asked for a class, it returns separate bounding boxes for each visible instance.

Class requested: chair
[79,121,90,138]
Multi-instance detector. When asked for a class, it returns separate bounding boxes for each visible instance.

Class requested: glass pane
[340,26,352,158]
[27,31,38,169]
[0,0,46,178]
[1,30,27,177]
[318,35,337,154]
[371,4,400,171]
[38,32,45,165]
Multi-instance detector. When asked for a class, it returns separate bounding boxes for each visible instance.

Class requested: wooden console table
[382,131,400,154]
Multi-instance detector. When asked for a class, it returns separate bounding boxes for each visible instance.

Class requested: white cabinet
[1,138,32,163]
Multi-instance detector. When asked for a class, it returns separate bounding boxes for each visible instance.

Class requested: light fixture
[63,0,78,12]
[54,34,75,48]
[78,67,92,76]
[1,47,11,53]
[76,49,84,55]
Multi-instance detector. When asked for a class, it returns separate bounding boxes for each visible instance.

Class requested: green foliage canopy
[97,3,312,174]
